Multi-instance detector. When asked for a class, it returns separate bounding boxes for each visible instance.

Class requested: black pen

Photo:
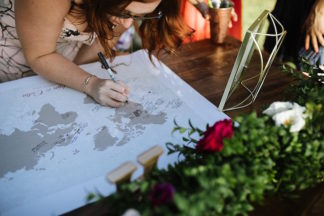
[97,52,128,103]
[97,52,116,83]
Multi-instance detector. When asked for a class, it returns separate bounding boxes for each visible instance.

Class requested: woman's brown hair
[71,0,193,59]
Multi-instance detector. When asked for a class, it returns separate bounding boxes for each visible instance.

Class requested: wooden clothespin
[137,145,164,176]
[107,161,137,191]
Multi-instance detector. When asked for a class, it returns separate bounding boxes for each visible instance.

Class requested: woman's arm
[73,39,104,65]
[74,37,122,65]
[15,0,128,107]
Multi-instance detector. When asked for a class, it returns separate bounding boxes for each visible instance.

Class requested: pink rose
[196,119,233,153]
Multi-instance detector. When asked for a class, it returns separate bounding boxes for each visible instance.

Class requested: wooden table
[65,36,324,216]
[158,36,293,117]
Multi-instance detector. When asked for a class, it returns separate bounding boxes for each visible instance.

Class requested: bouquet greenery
[88,60,324,216]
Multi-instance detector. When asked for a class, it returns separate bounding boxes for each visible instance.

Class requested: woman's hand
[228,8,238,28]
[194,1,210,19]
[195,1,238,28]
[87,77,129,107]
[305,0,324,52]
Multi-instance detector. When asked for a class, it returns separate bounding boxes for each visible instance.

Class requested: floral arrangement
[88,60,324,216]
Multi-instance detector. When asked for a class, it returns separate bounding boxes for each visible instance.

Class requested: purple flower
[149,183,175,206]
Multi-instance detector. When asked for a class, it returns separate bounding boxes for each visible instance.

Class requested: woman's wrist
[81,74,97,96]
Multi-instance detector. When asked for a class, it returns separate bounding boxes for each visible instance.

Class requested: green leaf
[86,193,96,202]
[183,137,189,142]
[173,118,179,127]
[179,127,187,134]
[188,119,195,130]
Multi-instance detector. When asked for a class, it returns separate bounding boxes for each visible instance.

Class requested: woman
[0,0,191,107]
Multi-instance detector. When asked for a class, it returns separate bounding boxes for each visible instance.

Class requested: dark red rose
[149,183,175,206]
[196,119,233,153]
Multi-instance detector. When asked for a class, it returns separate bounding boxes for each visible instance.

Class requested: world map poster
[0,50,228,215]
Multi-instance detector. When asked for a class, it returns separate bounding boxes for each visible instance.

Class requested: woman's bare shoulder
[15,0,72,19]
[14,0,75,62]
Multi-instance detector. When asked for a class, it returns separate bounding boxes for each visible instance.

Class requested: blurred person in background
[265,0,324,68]
[181,0,240,42]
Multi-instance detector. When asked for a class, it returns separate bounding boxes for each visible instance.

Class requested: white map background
[0,50,228,216]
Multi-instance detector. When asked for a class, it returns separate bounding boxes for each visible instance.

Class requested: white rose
[263,102,306,132]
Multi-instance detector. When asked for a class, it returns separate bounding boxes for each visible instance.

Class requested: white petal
[122,209,141,216]
[272,110,305,132]
[292,102,306,114]
[263,102,293,116]
[272,110,295,126]
[319,64,324,71]
[290,117,305,132]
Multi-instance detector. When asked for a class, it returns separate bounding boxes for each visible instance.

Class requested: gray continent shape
[0,104,80,178]
[93,101,167,150]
